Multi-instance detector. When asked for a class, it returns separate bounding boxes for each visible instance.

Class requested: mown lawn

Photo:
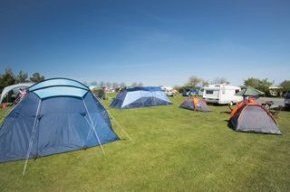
[0,95,289,192]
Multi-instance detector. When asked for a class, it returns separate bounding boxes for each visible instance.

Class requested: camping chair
[261,101,273,110]
[228,103,234,112]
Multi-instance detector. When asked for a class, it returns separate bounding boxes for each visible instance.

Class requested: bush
[92,88,107,100]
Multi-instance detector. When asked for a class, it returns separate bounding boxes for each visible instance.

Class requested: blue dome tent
[110,87,172,109]
[0,78,119,163]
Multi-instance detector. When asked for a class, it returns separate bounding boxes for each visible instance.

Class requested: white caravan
[161,86,178,97]
[202,84,243,104]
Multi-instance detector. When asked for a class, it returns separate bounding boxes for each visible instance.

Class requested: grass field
[0,95,290,192]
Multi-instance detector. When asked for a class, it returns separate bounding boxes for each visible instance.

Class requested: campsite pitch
[0,95,290,192]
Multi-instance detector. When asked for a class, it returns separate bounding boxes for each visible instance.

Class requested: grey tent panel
[231,105,281,134]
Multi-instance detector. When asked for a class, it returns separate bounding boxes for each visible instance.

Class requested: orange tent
[230,98,256,118]
[229,99,281,134]
[180,97,210,112]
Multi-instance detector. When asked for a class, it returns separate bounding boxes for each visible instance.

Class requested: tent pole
[95,96,132,141]
[82,100,105,155]
[106,109,132,141]
[22,100,41,176]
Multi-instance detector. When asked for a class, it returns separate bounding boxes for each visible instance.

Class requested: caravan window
[206,90,214,94]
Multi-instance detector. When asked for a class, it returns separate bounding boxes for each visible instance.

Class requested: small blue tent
[110,87,172,109]
[0,78,119,163]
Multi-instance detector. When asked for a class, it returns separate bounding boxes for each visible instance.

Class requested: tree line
[0,68,45,90]
[0,68,143,92]
[244,77,290,93]
[175,76,231,92]
[176,76,290,95]
[1,68,289,95]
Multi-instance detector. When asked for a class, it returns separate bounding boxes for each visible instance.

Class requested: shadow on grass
[220,111,231,114]
[226,119,282,136]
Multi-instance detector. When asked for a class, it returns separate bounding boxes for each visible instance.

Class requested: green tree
[280,80,290,92]
[30,73,45,83]
[244,77,273,94]
[259,78,273,94]
[15,70,28,83]
[0,68,15,89]
[212,77,229,84]
[187,76,202,88]
[244,77,260,88]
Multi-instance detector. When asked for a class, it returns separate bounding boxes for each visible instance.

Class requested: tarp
[236,86,264,97]
[0,78,119,163]
[0,83,33,104]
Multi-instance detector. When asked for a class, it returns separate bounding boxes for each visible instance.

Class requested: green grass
[0,95,290,192]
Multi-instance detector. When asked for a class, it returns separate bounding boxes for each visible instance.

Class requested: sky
[0,0,290,86]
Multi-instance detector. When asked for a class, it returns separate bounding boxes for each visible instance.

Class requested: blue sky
[0,0,289,86]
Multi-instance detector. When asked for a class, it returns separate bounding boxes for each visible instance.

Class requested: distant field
[0,95,289,192]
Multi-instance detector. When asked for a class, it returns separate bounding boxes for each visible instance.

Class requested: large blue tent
[0,78,119,163]
[110,87,172,109]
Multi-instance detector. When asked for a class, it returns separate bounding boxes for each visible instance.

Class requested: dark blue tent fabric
[126,86,162,92]
[0,78,119,163]
[0,93,40,162]
[110,91,127,108]
[110,86,172,109]
[180,99,195,110]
